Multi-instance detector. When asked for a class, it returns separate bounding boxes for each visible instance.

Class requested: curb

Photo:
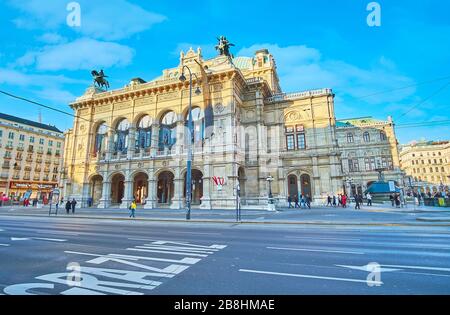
[2,213,450,227]
[416,217,450,223]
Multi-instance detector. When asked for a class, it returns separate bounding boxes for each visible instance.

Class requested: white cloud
[8,0,166,40]
[0,68,88,104]
[15,38,135,71]
[237,44,416,104]
[37,33,67,44]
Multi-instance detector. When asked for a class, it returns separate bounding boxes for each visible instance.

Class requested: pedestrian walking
[355,195,362,210]
[305,195,311,209]
[342,194,347,208]
[300,194,306,209]
[390,194,395,207]
[332,195,337,207]
[338,194,342,207]
[287,196,293,208]
[65,200,71,214]
[327,195,332,207]
[129,200,137,218]
[366,193,372,206]
[71,198,77,214]
[294,195,300,208]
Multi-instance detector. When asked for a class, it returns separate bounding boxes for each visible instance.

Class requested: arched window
[159,111,177,151]
[347,133,354,143]
[380,131,387,141]
[114,119,130,154]
[136,115,152,151]
[186,107,205,147]
[94,122,108,156]
[363,132,370,143]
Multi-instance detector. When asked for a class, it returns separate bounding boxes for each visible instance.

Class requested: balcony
[23,176,31,180]
[36,159,43,163]
[17,147,24,152]
[0,174,8,179]
[24,166,32,172]
[26,158,33,162]
[5,145,13,150]
[2,164,10,169]
[13,166,21,171]
[15,157,23,161]
[3,155,12,160]
[45,160,51,165]
[12,175,20,180]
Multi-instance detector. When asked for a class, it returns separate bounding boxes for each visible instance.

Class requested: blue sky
[0,0,449,144]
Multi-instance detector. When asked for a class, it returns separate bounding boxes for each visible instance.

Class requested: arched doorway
[300,174,312,199]
[184,169,203,205]
[157,171,174,205]
[288,175,298,199]
[90,175,103,206]
[133,172,148,205]
[111,173,125,204]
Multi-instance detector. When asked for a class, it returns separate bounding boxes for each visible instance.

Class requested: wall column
[145,177,157,209]
[171,168,183,209]
[120,180,134,209]
[127,127,136,159]
[98,181,111,209]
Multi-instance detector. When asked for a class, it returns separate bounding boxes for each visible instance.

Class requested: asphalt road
[1,215,450,295]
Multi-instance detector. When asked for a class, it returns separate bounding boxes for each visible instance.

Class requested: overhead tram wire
[395,80,450,122]
[0,89,115,133]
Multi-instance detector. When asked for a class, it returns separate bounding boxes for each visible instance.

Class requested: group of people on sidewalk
[287,194,312,209]
[64,198,77,214]
[325,193,373,210]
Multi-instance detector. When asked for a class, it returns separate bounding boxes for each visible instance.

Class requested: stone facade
[62,47,403,209]
[336,116,404,196]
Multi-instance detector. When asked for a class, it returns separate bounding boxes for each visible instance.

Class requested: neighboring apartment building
[336,116,404,196]
[400,140,450,194]
[0,113,64,201]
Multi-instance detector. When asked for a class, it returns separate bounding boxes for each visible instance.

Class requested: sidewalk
[1,204,450,226]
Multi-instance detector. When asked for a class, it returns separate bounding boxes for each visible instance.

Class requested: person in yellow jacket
[129,200,137,218]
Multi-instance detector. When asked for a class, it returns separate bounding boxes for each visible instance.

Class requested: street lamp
[180,65,201,220]
[266,176,275,211]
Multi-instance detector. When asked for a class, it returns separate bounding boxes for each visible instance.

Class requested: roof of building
[0,112,63,133]
[336,117,388,128]
[232,56,254,70]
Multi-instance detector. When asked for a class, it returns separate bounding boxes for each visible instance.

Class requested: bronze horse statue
[91,70,110,90]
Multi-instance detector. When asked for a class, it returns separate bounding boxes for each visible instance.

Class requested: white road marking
[10,237,66,242]
[36,231,79,236]
[336,264,402,273]
[127,248,209,257]
[239,269,382,285]
[0,244,10,247]
[33,238,67,242]
[64,251,201,265]
[285,236,361,241]
[382,264,450,273]
[0,229,4,232]
[267,246,365,255]
[11,237,31,241]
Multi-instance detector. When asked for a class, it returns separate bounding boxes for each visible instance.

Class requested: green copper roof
[336,117,387,127]
[233,57,254,70]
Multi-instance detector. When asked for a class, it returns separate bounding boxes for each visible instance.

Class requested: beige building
[0,113,64,201]
[62,46,403,209]
[336,116,403,196]
[400,141,450,194]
